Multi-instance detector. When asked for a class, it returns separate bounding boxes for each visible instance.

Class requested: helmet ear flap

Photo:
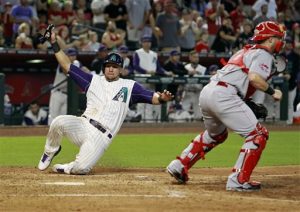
[274,39,285,53]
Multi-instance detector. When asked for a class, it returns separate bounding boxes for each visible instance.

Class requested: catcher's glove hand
[245,99,268,119]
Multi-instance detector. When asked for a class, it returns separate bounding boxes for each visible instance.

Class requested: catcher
[167,21,286,191]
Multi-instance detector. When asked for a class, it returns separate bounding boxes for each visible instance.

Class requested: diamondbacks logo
[113,87,128,103]
[110,54,117,62]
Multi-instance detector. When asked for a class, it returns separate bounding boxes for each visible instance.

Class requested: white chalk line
[39,193,185,198]
[42,182,85,186]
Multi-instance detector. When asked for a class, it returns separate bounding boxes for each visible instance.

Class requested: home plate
[43,182,85,186]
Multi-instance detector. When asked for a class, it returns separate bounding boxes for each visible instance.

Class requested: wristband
[51,42,60,53]
[265,85,275,95]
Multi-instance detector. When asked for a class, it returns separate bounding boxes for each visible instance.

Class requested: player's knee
[211,129,228,143]
[70,163,92,175]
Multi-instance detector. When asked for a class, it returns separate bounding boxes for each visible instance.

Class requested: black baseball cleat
[226,181,261,192]
[166,159,189,184]
[38,145,62,171]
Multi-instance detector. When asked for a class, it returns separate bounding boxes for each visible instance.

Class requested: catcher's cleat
[38,145,61,171]
[166,159,189,184]
[226,181,261,192]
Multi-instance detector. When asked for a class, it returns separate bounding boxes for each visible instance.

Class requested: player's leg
[38,115,88,170]
[218,98,268,191]
[52,117,112,174]
[167,117,228,183]
[226,123,268,191]
[167,84,228,183]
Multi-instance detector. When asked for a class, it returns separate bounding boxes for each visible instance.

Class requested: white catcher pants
[44,115,112,174]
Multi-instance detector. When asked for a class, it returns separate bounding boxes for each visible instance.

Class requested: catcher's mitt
[245,99,268,119]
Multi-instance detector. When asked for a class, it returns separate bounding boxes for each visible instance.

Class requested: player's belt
[82,115,112,139]
[216,81,228,87]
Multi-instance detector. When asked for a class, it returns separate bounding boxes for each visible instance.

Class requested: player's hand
[157,90,174,102]
[272,89,282,101]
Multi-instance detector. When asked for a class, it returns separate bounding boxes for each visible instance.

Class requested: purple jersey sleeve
[130,82,154,104]
[69,64,93,92]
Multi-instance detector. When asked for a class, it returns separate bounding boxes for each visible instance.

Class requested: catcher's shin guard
[231,123,268,184]
[179,130,228,169]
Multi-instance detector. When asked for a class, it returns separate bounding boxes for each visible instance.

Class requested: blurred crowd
[0,0,299,53]
[1,0,300,124]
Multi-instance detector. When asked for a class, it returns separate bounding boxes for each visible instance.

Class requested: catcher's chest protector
[227,45,272,99]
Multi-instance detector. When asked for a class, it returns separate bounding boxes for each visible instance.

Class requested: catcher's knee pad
[210,129,228,144]
[179,130,227,169]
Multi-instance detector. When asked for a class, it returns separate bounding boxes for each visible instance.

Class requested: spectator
[205,64,219,75]
[101,21,125,50]
[280,37,300,125]
[15,22,33,49]
[117,45,133,77]
[47,0,66,27]
[221,0,239,13]
[1,2,13,47]
[133,35,167,76]
[74,0,93,25]
[164,50,187,77]
[147,0,163,50]
[91,0,110,38]
[205,0,229,47]
[179,8,199,52]
[253,4,270,27]
[104,0,128,32]
[48,48,82,125]
[195,31,210,53]
[82,30,101,52]
[182,50,207,120]
[211,17,237,53]
[22,102,48,126]
[71,9,90,37]
[252,0,277,20]
[230,1,246,32]
[55,25,76,50]
[233,19,254,51]
[292,23,300,55]
[125,0,151,50]
[164,49,188,96]
[133,35,169,122]
[36,0,48,15]
[90,43,108,75]
[156,0,181,52]
[61,0,76,26]
[11,0,36,38]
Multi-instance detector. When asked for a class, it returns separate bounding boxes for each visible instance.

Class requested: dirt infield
[0,123,299,211]
[0,166,299,211]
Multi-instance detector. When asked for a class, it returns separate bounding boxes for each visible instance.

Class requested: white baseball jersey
[83,75,135,136]
[48,60,81,125]
[134,48,158,73]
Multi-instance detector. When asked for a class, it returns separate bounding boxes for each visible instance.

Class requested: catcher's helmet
[103,52,123,68]
[251,21,286,41]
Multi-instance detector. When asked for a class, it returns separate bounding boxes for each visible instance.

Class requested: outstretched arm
[49,30,71,74]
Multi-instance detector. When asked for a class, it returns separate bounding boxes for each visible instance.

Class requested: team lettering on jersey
[113,87,128,103]
[259,63,269,72]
